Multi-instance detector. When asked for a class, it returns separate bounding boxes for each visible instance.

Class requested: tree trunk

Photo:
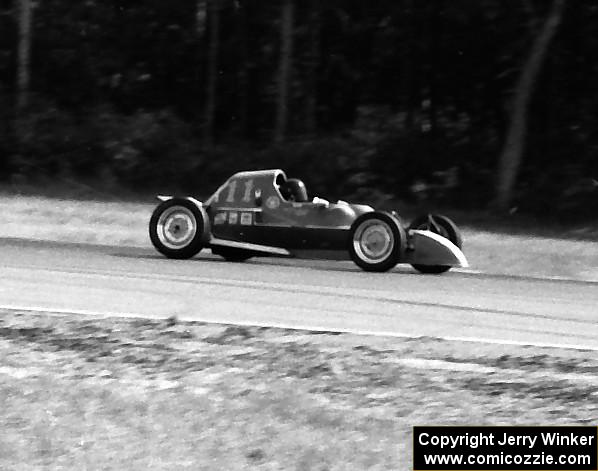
[427,1,442,137]
[196,0,207,36]
[494,0,566,210]
[13,0,33,156]
[193,0,206,122]
[16,0,32,115]
[305,0,320,136]
[274,0,294,143]
[401,0,416,130]
[204,0,219,147]
[236,0,250,138]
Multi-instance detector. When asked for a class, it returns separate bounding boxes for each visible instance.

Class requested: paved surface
[1,238,597,350]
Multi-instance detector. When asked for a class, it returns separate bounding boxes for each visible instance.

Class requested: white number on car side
[226,180,238,203]
[242,179,254,203]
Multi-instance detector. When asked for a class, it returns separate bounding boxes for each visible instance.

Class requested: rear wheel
[149,198,205,259]
[409,214,462,274]
[348,212,405,272]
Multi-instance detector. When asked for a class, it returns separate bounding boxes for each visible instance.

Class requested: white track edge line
[1,304,597,352]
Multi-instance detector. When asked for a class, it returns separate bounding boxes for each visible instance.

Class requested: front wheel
[409,214,462,274]
[149,198,205,259]
[348,212,405,272]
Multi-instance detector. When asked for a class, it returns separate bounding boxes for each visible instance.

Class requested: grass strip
[0,310,596,470]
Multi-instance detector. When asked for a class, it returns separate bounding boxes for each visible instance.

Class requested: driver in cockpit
[278,176,331,207]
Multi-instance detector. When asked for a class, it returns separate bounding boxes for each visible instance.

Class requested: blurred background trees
[0,0,596,219]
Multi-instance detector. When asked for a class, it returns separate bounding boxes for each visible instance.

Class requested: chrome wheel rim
[156,206,197,250]
[352,219,394,263]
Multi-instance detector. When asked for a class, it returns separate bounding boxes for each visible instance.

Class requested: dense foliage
[0,0,596,218]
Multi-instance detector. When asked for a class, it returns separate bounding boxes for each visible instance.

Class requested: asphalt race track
[1,238,597,351]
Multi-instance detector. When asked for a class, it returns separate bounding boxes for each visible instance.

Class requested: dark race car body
[149,169,468,273]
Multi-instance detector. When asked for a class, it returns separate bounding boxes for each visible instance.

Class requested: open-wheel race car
[149,169,468,273]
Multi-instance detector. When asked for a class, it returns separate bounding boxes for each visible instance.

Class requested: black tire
[149,198,205,259]
[409,214,462,274]
[212,247,253,262]
[348,211,405,272]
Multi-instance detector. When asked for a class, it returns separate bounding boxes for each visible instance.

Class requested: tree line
[0,0,596,219]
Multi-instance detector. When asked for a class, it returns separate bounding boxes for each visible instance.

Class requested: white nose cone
[408,229,469,267]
